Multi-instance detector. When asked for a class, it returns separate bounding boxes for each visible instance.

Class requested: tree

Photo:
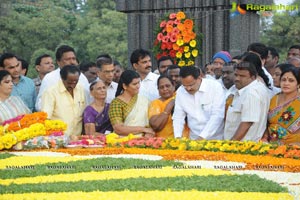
[0,0,128,78]
[260,0,300,62]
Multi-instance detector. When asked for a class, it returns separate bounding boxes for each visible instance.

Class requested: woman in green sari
[109,70,155,137]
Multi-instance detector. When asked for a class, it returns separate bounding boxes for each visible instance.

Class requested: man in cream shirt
[224,61,270,141]
[173,66,225,140]
[36,45,90,111]
[41,65,86,136]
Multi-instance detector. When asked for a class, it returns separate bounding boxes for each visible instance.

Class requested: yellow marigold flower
[176,52,182,58]
[190,40,197,47]
[178,60,185,67]
[184,52,191,58]
[176,39,184,46]
[178,143,187,150]
[169,139,180,148]
[192,49,198,57]
[184,46,189,52]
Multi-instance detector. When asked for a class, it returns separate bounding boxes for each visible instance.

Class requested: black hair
[157,74,174,88]
[56,45,75,61]
[115,70,140,97]
[130,49,151,65]
[275,63,293,72]
[234,61,257,77]
[267,47,279,58]
[60,65,80,80]
[280,66,300,85]
[288,45,300,51]
[0,70,11,82]
[241,52,271,89]
[18,58,29,75]
[35,54,52,65]
[0,53,17,67]
[247,42,268,59]
[79,61,96,72]
[167,64,180,72]
[157,56,174,68]
[179,66,200,79]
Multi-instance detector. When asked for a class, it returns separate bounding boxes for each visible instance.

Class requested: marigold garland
[153,11,201,67]
[0,112,67,150]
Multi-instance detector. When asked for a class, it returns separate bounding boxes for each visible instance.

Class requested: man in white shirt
[224,61,270,142]
[173,66,225,140]
[130,49,159,101]
[35,45,90,111]
[96,55,117,103]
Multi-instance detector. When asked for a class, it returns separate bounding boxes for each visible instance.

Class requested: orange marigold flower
[184,19,194,30]
[172,43,179,50]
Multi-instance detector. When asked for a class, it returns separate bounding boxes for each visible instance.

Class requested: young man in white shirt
[173,66,225,140]
[130,49,159,101]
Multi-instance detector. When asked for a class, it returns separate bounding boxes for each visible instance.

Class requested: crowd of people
[0,43,300,146]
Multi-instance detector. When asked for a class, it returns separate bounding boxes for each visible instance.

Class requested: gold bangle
[162,111,169,115]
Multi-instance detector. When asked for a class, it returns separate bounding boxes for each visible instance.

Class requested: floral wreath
[153,11,201,67]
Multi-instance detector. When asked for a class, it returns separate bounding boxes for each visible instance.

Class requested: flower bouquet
[153,11,201,67]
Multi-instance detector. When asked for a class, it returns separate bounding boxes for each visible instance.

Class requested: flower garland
[0,112,67,150]
[153,11,201,67]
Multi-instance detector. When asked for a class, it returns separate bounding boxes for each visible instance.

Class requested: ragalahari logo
[230,2,247,18]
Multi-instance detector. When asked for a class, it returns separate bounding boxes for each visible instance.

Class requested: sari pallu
[268,94,300,144]
[109,94,150,136]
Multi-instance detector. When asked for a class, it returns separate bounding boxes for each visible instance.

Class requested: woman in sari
[83,80,113,135]
[108,70,155,137]
[265,65,300,145]
[0,70,31,124]
[148,75,189,138]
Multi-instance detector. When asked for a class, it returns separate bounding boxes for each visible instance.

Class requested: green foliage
[260,0,300,62]
[0,153,15,159]
[0,0,127,71]
[0,157,181,179]
[0,174,287,193]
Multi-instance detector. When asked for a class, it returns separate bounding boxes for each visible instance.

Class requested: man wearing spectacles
[173,66,225,140]
[96,55,117,103]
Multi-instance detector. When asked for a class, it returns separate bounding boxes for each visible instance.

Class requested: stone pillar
[116,0,272,67]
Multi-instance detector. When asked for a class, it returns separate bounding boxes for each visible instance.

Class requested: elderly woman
[0,70,31,124]
[109,70,155,137]
[265,66,300,145]
[83,80,113,135]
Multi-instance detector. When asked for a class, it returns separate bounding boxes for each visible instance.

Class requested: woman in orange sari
[148,75,189,138]
[265,65,300,145]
